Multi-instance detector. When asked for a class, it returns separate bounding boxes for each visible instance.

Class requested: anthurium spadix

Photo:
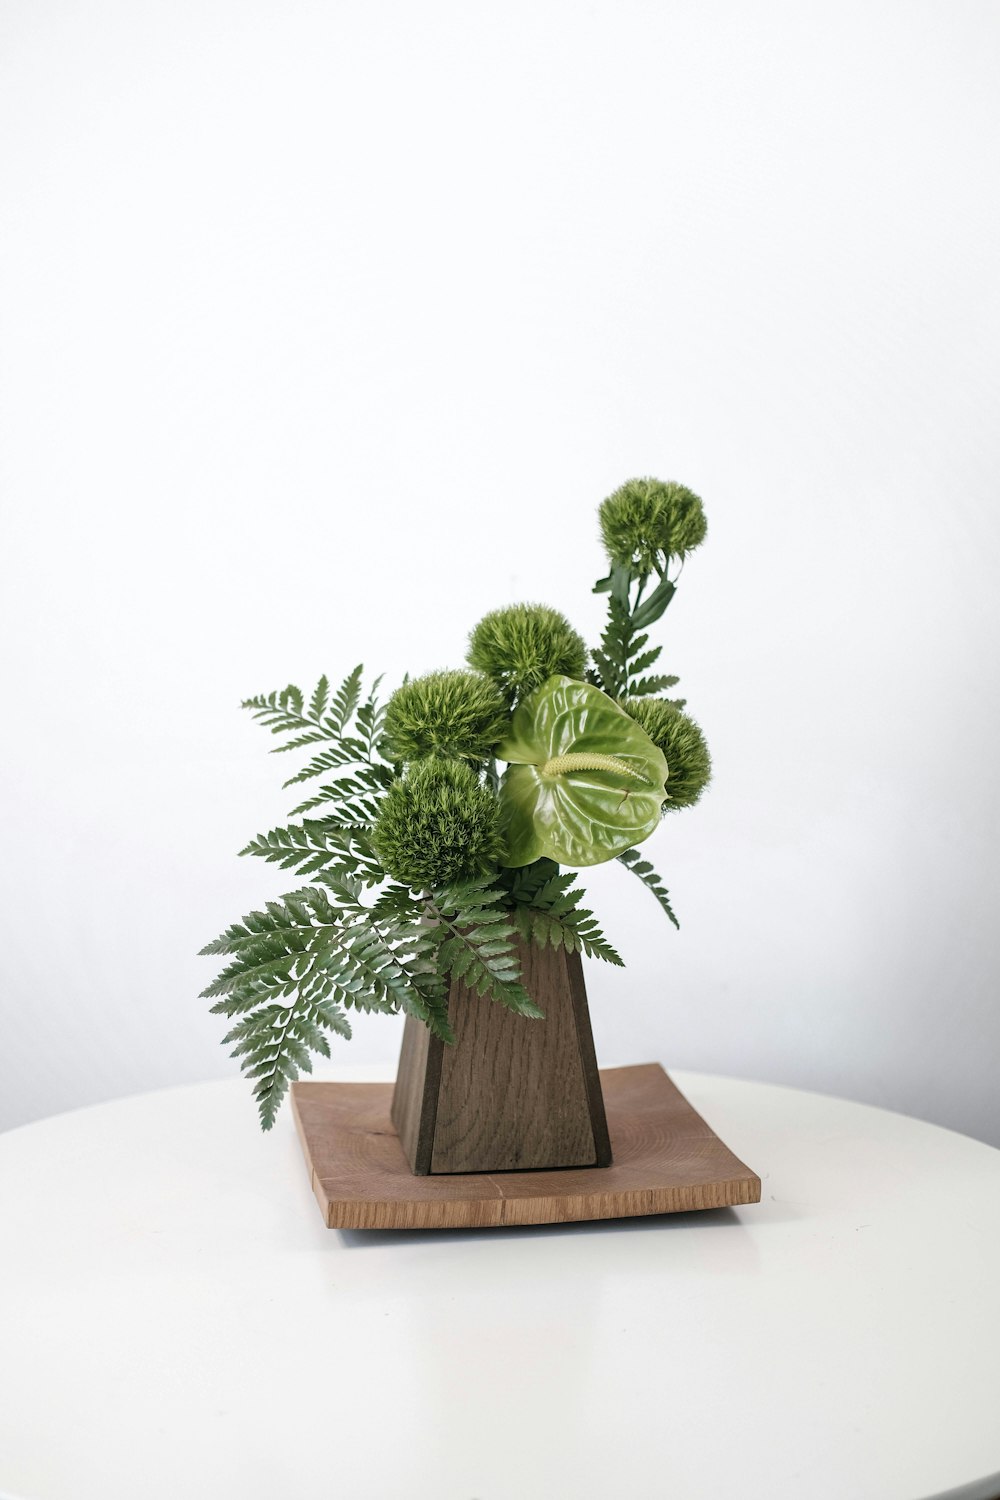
[497,675,669,867]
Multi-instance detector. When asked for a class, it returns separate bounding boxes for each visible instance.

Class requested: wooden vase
[391,937,613,1175]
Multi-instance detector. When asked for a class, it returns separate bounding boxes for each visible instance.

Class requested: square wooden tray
[291,1063,761,1230]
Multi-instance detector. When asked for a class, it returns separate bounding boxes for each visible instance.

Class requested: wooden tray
[291,1063,761,1230]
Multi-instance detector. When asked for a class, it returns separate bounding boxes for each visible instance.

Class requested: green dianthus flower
[467,603,588,706]
[371,759,503,888]
[384,670,508,765]
[621,697,711,810]
[599,478,707,573]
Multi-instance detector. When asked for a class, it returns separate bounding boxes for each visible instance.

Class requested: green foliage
[242,666,389,769]
[589,484,705,705]
[200,872,453,1128]
[238,669,391,883]
[617,848,679,929]
[590,585,683,702]
[467,603,588,706]
[621,699,711,810]
[238,819,383,883]
[497,675,668,868]
[505,859,624,965]
[423,875,544,1018]
[599,477,707,572]
[203,474,712,1130]
[242,664,374,754]
[286,764,396,818]
[374,874,543,1018]
[202,863,553,1128]
[370,759,502,889]
[383,670,509,764]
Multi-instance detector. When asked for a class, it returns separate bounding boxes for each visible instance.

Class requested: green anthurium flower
[496,675,669,867]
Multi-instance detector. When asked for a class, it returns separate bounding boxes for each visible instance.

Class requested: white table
[1,1069,998,1500]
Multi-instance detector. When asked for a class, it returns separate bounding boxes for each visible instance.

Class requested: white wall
[2,0,998,1146]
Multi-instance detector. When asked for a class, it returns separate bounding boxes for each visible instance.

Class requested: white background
[2,0,998,1145]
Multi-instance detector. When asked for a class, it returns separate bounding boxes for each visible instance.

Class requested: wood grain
[389,996,440,1175]
[391,937,611,1175]
[292,1064,762,1230]
[564,946,613,1166]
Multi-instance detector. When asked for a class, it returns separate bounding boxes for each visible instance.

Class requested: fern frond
[591,595,632,698]
[589,557,682,700]
[269,730,339,755]
[200,878,455,1127]
[199,891,354,1127]
[369,881,422,920]
[288,786,385,821]
[529,873,585,911]
[300,870,454,1040]
[507,861,624,965]
[239,819,365,875]
[240,685,317,737]
[503,857,561,905]
[627,673,679,698]
[626,646,663,676]
[512,905,624,965]
[242,668,392,773]
[309,675,330,720]
[326,664,364,734]
[281,742,373,785]
[355,677,388,761]
[288,766,394,816]
[617,848,680,929]
[423,875,543,1019]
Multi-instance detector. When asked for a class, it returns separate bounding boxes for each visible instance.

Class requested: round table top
[1,1068,998,1500]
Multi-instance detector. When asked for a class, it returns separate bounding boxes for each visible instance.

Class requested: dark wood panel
[389,1006,442,1176]
[431,938,599,1172]
[564,946,612,1167]
[390,938,611,1175]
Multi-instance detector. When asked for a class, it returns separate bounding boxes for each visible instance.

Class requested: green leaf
[496,676,668,867]
[242,667,392,774]
[631,574,676,629]
[239,820,364,875]
[627,674,679,698]
[200,875,461,1126]
[282,742,374,786]
[269,730,336,755]
[508,863,625,965]
[617,848,680,929]
[590,594,633,697]
[327,665,364,733]
[589,564,683,701]
[504,857,562,904]
[424,875,544,1019]
[609,563,633,607]
[288,779,386,819]
[204,667,422,1129]
[627,646,663,677]
[309,675,330,720]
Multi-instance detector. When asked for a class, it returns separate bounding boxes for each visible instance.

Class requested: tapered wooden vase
[292,944,762,1223]
[391,937,612,1175]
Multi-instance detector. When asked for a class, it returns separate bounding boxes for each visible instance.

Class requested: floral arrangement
[201,478,712,1127]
